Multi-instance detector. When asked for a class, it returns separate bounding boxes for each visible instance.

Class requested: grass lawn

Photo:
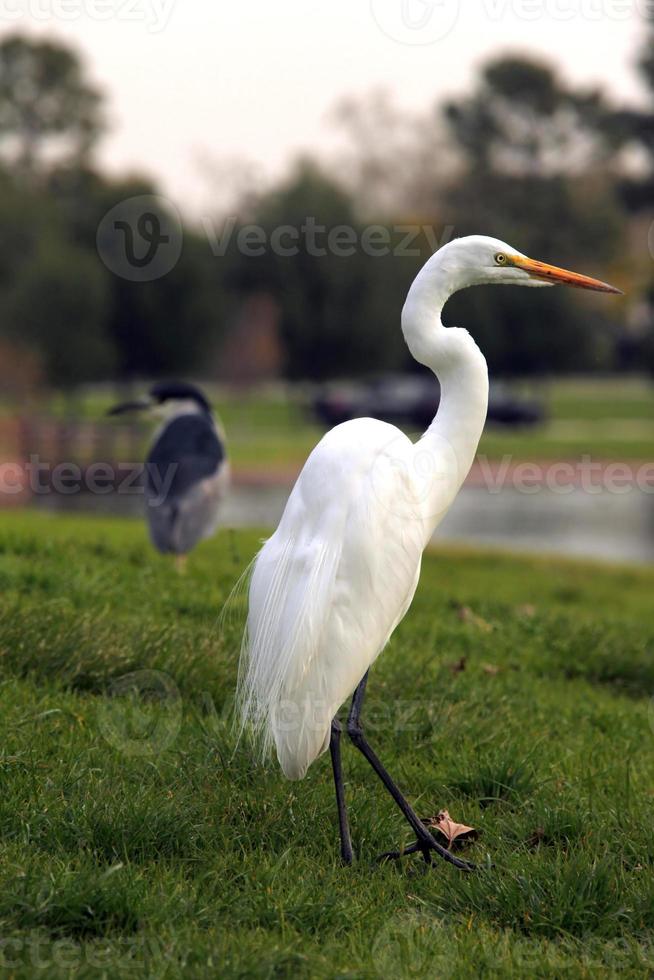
[0,512,654,977]
[172,376,654,466]
[21,376,654,468]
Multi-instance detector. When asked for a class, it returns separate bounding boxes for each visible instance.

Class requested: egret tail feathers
[237,533,342,779]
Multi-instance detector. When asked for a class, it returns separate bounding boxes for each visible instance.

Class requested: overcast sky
[8,1,648,216]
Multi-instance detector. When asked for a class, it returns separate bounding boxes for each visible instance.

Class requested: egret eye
[494,253,507,265]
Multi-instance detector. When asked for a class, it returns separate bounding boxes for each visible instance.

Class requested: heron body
[237,235,620,866]
[109,381,229,560]
[146,406,228,556]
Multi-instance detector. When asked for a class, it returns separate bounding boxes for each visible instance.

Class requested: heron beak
[510,255,622,294]
[107,398,152,416]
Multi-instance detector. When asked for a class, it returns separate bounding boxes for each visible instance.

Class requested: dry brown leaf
[457,606,494,633]
[482,663,500,676]
[425,809,479,848]
[527,826,547,848]
[447,655,467,674]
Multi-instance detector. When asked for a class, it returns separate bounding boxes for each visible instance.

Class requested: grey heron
[109,381,229,569]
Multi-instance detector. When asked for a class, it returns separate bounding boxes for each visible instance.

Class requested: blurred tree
[607,15,654,372]
[445,57,617,179]
[332,90,452,219]
[49,168,227,378]
[610,12,654,211]
[441,55,624,376]
[0,33,631,390]
[323,56,626,378]
[443,57,622,257]
[225,160,417,379]
[0,156,226,388]
[0,174,113,389]
[6,241,112,388]
[106,230,225,378]
[0,34,103,180]
[0,338,41,401]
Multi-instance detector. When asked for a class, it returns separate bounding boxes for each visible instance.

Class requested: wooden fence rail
[0,416,154,505]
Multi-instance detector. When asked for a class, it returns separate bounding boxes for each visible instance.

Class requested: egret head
[435,235,621,294]
[108,381,211,418]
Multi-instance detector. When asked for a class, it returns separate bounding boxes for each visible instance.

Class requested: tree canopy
[0,34,102,179]
[0,32,646,389]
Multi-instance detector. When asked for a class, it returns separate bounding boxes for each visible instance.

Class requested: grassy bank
[27,376,654,468]
[0,512,653,976]
[173,376,654,466]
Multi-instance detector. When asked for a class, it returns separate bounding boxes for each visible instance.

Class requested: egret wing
[239,418,425,779]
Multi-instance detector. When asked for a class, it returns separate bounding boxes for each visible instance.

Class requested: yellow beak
[510,255,622,294]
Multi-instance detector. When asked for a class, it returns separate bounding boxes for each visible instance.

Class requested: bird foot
[377,824,477,872]
[377,841,476,871]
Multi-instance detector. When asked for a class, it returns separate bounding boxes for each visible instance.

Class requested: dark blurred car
[313,375,544,429]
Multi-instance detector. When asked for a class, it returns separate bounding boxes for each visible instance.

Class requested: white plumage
[241,418,430,778]
[237,235,619,799]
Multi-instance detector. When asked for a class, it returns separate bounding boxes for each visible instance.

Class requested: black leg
[329,718,353,865]
[346,671,474,872]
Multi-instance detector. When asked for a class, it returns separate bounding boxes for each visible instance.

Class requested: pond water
[34,481,654,565]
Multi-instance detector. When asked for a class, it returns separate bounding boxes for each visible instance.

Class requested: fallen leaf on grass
[482,663,500,676]
[457,606,493,632]
[527,826,548,848]
[425,810,479,848]
[447,656,467,674]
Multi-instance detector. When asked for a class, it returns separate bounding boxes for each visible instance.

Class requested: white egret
[237,236,620,869]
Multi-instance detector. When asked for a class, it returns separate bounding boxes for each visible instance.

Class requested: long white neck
[401,255,489,532]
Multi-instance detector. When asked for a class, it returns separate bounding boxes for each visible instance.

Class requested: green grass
[218,376,654,465]
[0,512,654,976]
[13,376,654,467]
[464,377,654,462]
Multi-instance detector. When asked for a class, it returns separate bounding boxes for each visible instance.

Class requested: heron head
[108,381,212,418]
